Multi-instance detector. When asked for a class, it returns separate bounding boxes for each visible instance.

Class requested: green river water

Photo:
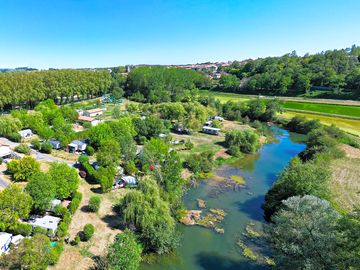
[142,128,306,270]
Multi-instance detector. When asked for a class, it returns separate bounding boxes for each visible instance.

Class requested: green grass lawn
[282,101,360,118]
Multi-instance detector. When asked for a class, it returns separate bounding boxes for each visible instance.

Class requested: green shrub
[71,234,81,246]
[34,226,47,235]
[83,224,95,241]
[63,212,72,225]
[185,151,214,174]
[56,222,69,238]
[15,143,31,155]
[48,243,63,265]
[0,158,3,165]
[13,223,33,236]
[78,154,89,165]
[124,160,137,175]
[88,196,101,213]
[69,192,82,214]
[31,139,41,150]
[53,205,68,217]
[85,145,95,156]
[40,142,52,154]
[7,132,21,142]
[184,140,194,150]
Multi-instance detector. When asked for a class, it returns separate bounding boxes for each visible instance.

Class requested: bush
[56,222,69,238]
[13,223,33,236]
[69,192,82,214]
[88,196,101,213]
[0,158,3,165]
[40,142,52,154]
[185,151,214,174]
[34,226,47,235]
[83,224,95,241]
[31,139,41,150]
[48,243,63,265]
[15,144,31,155]
[85,145,95,156]
[124,160,137,175]
[53,205,68,217]
[7,132,21,142]
[71,234,81,246]
[78,154,89,165]
[184,140,194,150]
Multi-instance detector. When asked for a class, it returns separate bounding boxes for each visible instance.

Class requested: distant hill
[0,67,37,73]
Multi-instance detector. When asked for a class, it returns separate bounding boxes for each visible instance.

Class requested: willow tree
[119,177,179,254]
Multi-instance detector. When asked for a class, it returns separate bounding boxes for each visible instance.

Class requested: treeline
[262,116,360,269]
[221,45,360,98]
[0,69,112,109]
[125,66,211,103]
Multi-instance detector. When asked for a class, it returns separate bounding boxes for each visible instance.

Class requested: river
[142,128,306,270]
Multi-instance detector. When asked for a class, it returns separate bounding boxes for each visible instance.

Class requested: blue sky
[1,0,359,69]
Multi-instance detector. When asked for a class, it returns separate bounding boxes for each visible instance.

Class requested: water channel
[142,128,306,270]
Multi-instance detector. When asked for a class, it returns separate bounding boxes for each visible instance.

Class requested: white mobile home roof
[202,126,220,131]
[0,146,11,158]
[30,215,60,232]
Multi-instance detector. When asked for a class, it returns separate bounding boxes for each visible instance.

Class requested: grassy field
[282,101,360,118]
[199,90,250,103]
[281,111,360,136]
[330,157,360,213]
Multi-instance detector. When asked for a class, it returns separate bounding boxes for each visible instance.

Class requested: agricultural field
[199,90,250,103]
[281,111,360,136]
[282,101,360,118]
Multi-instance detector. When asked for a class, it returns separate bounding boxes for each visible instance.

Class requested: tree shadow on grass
[90,187,103,194]
[101,214,126,230]
[234,195,265,222]
[196,251,262,270]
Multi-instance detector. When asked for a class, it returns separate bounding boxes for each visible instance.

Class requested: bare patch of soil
[340,144,360,159]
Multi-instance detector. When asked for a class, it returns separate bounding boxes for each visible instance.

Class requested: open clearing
[50,180,127,270]
[281,111,360,136]
[330,155,360,213]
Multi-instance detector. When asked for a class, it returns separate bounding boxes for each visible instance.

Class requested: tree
[96,139,121,167]
[335,209,360,269]
[49,162,79,199]
[266,195,340,270]
[263,157,330,221]
[262,99,282,121]
[26,172,56,212]
[0,115,22,137]
[0,184,32,231]
[0,234,54,270]
[98,166,116,193]
[218,74,241,91]
[107,230,143,270]
[246,98,266,120]
[119,177,179,254]
[7,156,40,182]
[88,123,114,149]
[225,129,260,154]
